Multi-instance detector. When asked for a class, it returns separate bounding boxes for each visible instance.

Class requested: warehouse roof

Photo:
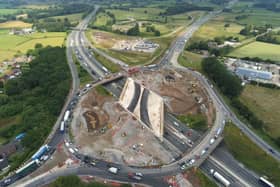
[235,67,272,80]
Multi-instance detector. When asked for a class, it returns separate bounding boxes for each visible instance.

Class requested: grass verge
[178,50,203,72]
[95,85,111,96]
[177,114,208,132]
[224,123,280,186]
[92,51,121,73]
[72,54,92,87]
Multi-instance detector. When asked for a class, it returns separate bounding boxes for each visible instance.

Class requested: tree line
[0,46,71,171]
[202,57,243,98]
[34,17,72,32]
[256,32,280,45]
[164,2,213,15]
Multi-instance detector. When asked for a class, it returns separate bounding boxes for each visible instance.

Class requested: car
[173,121,179,126]
[131,175,142,181]
[210,138,215,145]
[85,84,91,88]
[4,179,11,184]
[187,159,195,166]
[188,139,194,145]
[135,172,143,177]
[128,173,142,181]
[180,162,186,170]
[65,142,70,147]
[74,148,79,152]
[90,161,96,166]
[201,149,206,156]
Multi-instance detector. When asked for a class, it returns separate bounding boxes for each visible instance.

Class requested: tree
[0,81,3,88]
[224,23,230,27]
[154,30,161,36]
[35,43,43,49]
[127,23,140,36]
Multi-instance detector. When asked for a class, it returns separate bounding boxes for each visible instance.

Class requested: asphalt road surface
[6,1,279,187]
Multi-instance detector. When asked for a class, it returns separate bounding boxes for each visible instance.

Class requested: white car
[74,148,79,152]
[135,172,143,177]
[174,121,179,126]
[65,142,70,147]
[210,138,215,145]
[201,149,206,156]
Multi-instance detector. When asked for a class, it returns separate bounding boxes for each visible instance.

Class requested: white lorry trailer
[210,169,230,187]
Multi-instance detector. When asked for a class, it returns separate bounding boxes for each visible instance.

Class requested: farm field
[192,17,245,41]
[239,85,280,138]
[48,13,83,24]
[108,8,164,21]
[224,123,280,186]
[0,30,66,61]
[229,41,280,62]
[0,20,32,29]
[17,4,50,9]
[0,8,20,15]
[178,50,203,72]
[235,10,280,27]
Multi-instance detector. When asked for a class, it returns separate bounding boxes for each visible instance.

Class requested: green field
[178,50,203,72]
[49,13,83,24]
[192,17,245,41]
[107,8,164,21]
[0,30,66,61]
[224,123,280,186]
[17,4,50,9]
[92,51,120,73]
[235,10,280,27]
[0,8,19,15]
[239,85,280,138]
[229,41,280,62]
[94,12,113,27]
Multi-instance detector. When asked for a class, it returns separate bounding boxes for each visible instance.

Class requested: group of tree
[106,11,116,25]
[0,46,71,171]
[127,23,140,36]
[89,10,116,33]
[164,2,213,15]
[34,17,72,32]
[202,57,243,98]
[256,32,280,45]
[187,39,234,57]
[24,3,93,23]
[145,25,161,36]
[239,24,272,36]
[240,56,278,64]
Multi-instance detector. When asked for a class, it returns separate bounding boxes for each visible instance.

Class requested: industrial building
[235,67,273,80]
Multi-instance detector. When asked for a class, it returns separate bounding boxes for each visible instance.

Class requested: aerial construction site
[70,68,215,167]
